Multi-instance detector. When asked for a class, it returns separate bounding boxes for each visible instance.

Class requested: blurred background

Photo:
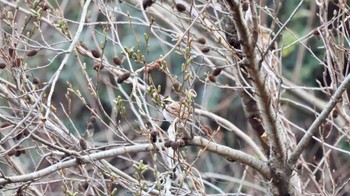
[0,0,349,195]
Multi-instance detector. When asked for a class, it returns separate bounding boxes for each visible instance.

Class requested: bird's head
[163,95,174,105]
[162,95,177,109]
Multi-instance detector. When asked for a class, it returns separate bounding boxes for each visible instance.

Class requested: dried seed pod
[296,163,302,170]
[143,0,153,9]
[0,121,11,128]
[150,130,158,143]
[208,74,216,82]
[332,110,338,118]
[27,49,38,57]
[87,122,94,129]
[32,77,40,85]
[212,68,222,76]
[8,48,15,57]
[197,37,206,45]
[0,63,6,69]
[113,56,122,65]
[79,138,87,150]
[150,135,156,143]
[150,130,158,137]
[23,129,29,136]
[117,72,131,83]
[172,82,181,92]
[201,46,210,53]
[164,140,172,148]
[16,132,23,140]
[15,151,22,157]
[90,116,97,123]
[91,49,100,58]
[93,63,104,71]
[176,3,186,12]
[242,2,249,12]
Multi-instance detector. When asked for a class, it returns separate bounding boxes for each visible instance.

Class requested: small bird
[162,96,192,123]
[162,96,194,140]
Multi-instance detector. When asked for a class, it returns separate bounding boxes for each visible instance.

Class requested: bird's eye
[163,96,172,104]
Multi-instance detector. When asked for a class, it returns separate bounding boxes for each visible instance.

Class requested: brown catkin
[208,75,216,82]
[8,48,14,57]
[16,132,23,140]
[33,77,40,85]
[117,72,131,83]
[79,138,87,150]
[90,116,97,123]
[27,49,38,57]
[113,56,122,65]
[201,46,210,53]
[87,122,94,129]
[150,130,158,137]
[212,68,222,76]
[242,2,249,11]
[143,0,153,9]
[0,121,11,128]
[176,3,186,12]
[0,63,6,69]
[91,50,100,58]
[197,37,206,45]
[172,82,181,92]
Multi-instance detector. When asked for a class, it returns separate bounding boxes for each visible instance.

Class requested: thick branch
[226,1,286,163]
[0,144,153,186]
[187,137,270,179]
[0,138,269,185]
[224,3,269,155]
[225,1,292,194]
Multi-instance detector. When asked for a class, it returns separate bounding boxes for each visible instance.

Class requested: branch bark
[0,138,269,186]
[224,1,294,194]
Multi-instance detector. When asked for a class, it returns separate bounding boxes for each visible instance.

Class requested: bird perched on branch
[162,96,192,123]
[162,96,195,140]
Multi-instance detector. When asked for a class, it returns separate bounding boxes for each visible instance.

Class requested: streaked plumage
[162,97,192,122]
